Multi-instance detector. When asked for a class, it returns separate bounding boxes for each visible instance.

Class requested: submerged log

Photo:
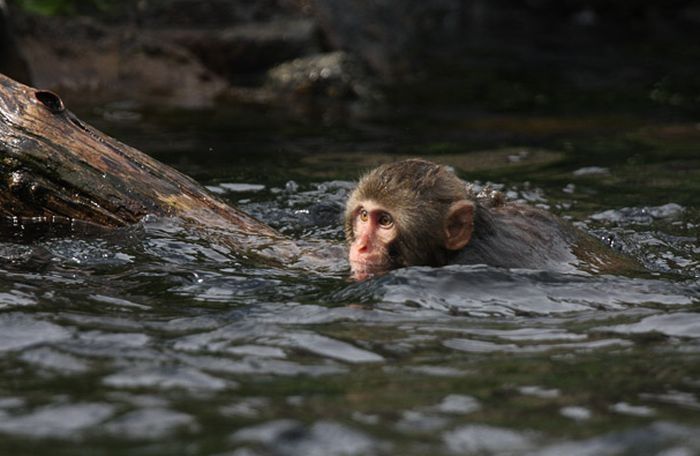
[0,73,329,267]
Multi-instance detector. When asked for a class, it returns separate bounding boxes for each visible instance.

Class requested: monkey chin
[349,260,390,281]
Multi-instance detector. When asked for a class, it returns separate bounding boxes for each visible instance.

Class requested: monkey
[344,158,637,280]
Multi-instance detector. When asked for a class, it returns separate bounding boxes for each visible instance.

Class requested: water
[0,96,699,455]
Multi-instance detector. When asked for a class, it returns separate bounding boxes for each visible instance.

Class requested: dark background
[2,0,700,116]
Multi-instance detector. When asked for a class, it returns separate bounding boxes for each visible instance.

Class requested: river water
[0,92,698,455]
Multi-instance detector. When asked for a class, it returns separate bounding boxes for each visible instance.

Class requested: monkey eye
[378,212,393,227]
[359,208,369,222]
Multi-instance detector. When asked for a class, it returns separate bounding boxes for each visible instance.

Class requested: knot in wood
[35,90,65,114]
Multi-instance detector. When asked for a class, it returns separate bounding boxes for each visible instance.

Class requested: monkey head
[344,159,474,280]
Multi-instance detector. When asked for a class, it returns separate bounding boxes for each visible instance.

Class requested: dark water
[0,95,699,455]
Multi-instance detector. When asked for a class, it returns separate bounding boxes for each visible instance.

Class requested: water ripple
[102,408,199,439]
[103,365,231,391]
[0,313,72,352]
[598,312,700,339]
[0,403,115,438]
[354,265,697,316]
[230,420,384,456]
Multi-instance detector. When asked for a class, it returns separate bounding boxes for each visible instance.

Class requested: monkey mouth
[349,260,389,281]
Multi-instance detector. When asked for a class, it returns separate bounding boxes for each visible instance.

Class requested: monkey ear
[444,200,474,251]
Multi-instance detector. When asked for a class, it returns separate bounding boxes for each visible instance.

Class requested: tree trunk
[0,73,330,267]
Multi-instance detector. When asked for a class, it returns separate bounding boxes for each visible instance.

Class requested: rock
[131,0,304,28]
[14,16,228,108]
[309,0,463,79]
[162,19,321,80]
[8,2,378,108]
[265,51,377,100]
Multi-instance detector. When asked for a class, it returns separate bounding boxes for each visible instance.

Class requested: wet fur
[345,159,594,273]
[345,159,468,268]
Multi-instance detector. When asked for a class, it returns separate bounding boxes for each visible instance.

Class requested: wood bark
[0,73,324,266]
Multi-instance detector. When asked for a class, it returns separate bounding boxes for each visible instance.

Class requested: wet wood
[0,73,313,264]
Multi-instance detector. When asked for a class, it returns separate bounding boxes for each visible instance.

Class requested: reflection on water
[0,107,699,455]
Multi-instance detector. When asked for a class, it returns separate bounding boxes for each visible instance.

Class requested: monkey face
[347,200,398,280]
[344,159,476,280]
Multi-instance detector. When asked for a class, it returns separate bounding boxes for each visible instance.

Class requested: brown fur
[344,158,625,274]
[345,159,474,267]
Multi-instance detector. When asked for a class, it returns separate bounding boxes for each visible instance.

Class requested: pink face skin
[348,200,398,280]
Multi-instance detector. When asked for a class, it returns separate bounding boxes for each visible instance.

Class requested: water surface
[0,96,698,455]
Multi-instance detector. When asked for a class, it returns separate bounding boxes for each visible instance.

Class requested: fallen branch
[0,73,335,268]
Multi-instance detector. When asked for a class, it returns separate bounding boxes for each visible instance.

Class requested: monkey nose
[353,235,371,253]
